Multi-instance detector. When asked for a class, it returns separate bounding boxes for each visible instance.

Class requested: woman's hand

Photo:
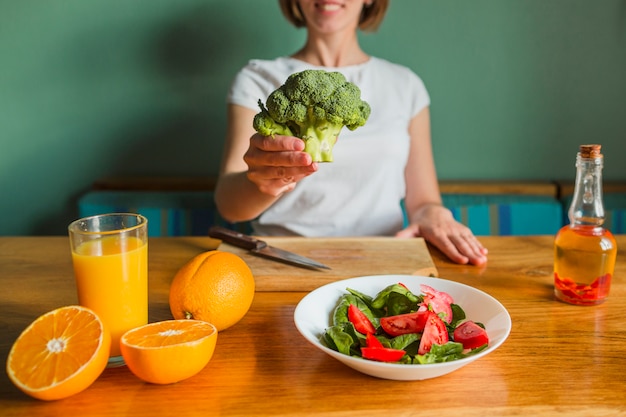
[244,133,318,196]
[396,203,488,266]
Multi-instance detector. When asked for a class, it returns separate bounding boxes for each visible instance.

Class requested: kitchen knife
[208,226,331,270]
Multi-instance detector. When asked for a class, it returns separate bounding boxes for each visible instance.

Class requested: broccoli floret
[253,101,295,137]
[252,69,371,162]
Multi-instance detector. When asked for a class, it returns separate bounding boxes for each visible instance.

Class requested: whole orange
[169,250,255,331]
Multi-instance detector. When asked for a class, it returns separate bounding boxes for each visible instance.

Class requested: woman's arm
[214,104,317,223]
[398,107,488,265]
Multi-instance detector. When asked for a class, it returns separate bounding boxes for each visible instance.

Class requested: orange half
[120,319,217,384]
[6,305,111,401]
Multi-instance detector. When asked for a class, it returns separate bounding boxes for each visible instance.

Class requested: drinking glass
[68,213,148,367]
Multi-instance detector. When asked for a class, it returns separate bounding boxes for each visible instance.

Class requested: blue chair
[401,194,563,236]
[78,190,251,237]
[81,187,566,238]
[444,195,563,236]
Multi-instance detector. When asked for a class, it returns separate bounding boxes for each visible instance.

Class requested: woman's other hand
[396,203,488,266]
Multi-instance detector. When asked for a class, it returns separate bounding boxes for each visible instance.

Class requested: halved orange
[6,305,111,401]
[120,319,217,384]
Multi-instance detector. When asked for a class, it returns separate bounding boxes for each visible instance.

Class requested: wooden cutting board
[215,237,438,292]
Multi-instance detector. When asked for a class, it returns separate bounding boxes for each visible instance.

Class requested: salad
[322,282,489,364]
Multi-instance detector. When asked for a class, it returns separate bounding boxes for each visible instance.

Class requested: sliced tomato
[418,312,449,355]
[420,284,454,324]
[453,321,489,349]
[366,332,384,349]
[421,284,454,303]
[380,311,429,337]
[347,304,376,334]
[361,346,406,362]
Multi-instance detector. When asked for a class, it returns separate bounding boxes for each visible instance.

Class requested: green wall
[1,0,625,235]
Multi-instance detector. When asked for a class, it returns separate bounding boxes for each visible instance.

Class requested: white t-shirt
[227,56,430,237]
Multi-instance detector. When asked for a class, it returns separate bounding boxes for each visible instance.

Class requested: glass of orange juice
[68,213,148,367]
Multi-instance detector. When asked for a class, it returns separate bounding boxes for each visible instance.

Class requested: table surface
[1,235,625,417]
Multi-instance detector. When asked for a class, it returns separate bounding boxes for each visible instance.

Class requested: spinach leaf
[415,342,465,364]
[389,333,420,351]
[323,322,364,356]
[465,343,488,356]
[333,294,380,328]
[346,287,373,305]
[387,291,416,315]
[449,303,466,328]
[415,342,488,364]
[346,288,385,317]
[371,284,421,310]
[323,326,353,356]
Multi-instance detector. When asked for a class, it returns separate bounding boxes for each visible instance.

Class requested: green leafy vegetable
[322,283,489,365]
[253,69,371,162]
[333,294,380,328]
[370,283,421,310]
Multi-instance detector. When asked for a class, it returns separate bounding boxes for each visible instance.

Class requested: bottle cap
[579,144,602,158]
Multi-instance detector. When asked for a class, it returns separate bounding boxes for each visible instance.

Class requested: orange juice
[72,235,148,357]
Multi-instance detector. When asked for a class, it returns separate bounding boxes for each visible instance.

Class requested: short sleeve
[409,70,430,118]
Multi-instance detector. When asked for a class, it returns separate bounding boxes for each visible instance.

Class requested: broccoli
[253,69,371,162]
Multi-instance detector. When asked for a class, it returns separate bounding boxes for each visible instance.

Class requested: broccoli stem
[301,125,341,162]
[303,138,333,162]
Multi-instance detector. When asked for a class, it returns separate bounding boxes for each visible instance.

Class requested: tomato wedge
[366,332,384,349]
[380,311,429,337]
[453,321,489,349]
[420,284,454,324]
[362,330,406,362]
[418,311,449,355]
[361,347,406,362]
[347,304,376,334]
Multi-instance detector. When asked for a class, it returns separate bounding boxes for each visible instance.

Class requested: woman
[214,0,487,265]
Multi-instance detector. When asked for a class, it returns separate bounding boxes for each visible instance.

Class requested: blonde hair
[278,0,389,32]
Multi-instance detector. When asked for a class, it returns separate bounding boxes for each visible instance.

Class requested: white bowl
[294,275,511,381]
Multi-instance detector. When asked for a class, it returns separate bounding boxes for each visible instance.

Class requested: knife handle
[208,226,264,250]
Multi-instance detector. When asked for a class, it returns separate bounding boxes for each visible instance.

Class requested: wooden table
[1,235,625,416]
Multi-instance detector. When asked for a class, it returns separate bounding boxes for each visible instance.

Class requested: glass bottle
[554,144,617,305]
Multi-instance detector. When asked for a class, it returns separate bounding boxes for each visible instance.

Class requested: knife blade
[208,226,331,270]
